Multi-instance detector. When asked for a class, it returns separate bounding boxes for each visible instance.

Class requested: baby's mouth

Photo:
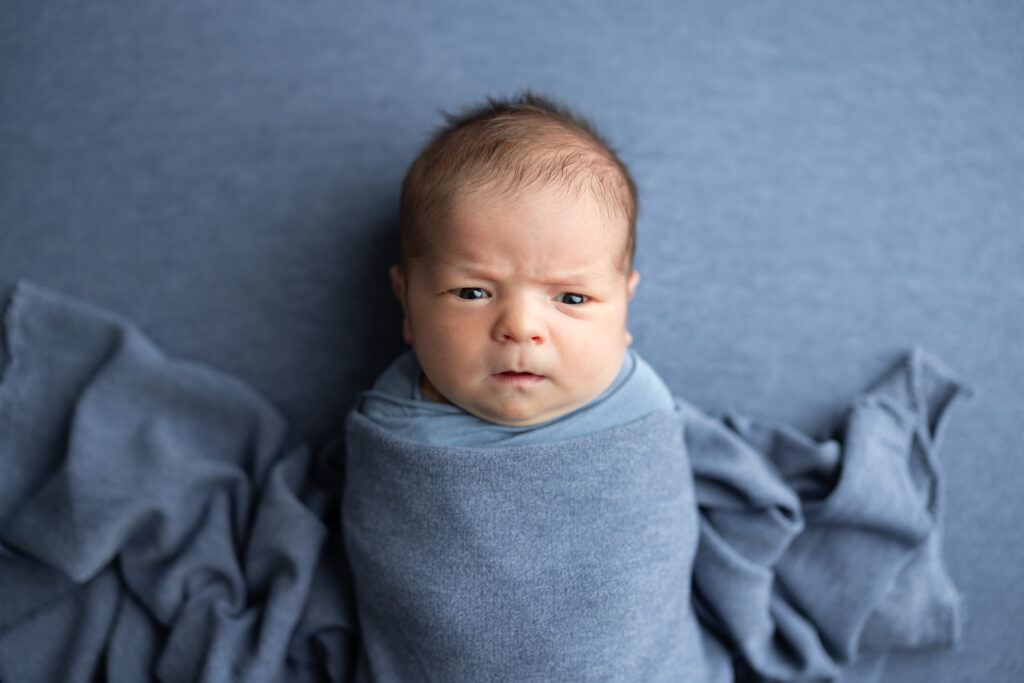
[491,370,545,386]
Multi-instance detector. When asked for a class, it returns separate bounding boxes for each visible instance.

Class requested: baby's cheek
[562,335,604,373]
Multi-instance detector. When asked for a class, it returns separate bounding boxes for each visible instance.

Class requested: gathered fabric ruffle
[0,282,355,683]
[686,347,967,681]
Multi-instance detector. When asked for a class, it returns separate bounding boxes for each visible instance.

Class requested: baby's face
[393,183,638,426]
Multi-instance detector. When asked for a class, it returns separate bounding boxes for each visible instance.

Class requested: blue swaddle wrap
[343,409,709,681]
[0,281,968,682]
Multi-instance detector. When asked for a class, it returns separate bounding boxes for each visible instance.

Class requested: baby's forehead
[423,182,630,271]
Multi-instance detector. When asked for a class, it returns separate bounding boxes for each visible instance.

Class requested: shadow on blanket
[0,282,968,682]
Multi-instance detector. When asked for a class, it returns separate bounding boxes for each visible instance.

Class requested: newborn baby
[344,94,711,681]
[360,92,674,445]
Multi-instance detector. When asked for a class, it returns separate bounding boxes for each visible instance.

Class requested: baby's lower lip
[491,371,545,386]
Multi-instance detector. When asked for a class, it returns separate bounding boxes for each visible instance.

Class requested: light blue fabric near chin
[0,282,969,682]
[358,347,675,446]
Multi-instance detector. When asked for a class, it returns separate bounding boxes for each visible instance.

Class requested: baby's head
[391,93,640,426]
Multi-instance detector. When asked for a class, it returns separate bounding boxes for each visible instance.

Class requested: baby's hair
[398,92,638,271]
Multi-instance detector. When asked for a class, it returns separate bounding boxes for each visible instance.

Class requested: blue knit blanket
[0,282,967,682]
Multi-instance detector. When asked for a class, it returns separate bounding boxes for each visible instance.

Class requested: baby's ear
[627,270,640,300]
[389,265,413,344]
[625,270,640,347]
[390,265,406,303]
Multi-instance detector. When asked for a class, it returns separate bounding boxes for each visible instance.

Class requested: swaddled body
[344,351,712,681]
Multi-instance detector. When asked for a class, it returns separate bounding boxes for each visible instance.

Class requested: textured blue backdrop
[2,2,1021,679]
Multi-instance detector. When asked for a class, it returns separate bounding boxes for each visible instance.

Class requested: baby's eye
[555,292,589,305]
[452,287,491,300]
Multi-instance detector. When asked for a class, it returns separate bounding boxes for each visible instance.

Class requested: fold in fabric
[687,347,968,681]
[0,282,355,683]
[0,282,968,682]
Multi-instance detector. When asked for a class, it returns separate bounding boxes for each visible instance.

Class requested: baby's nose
[492,299,544,344]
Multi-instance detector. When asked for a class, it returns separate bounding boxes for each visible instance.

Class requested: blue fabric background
[1,2,1020,679]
